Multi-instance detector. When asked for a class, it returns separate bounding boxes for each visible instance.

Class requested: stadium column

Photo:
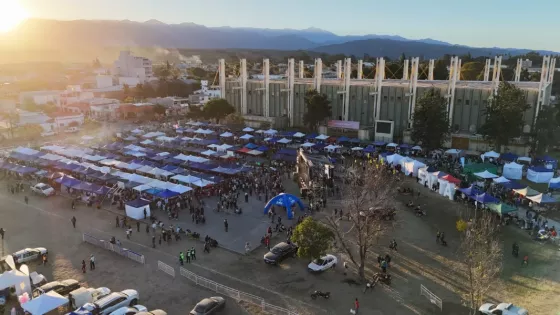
[299,60,304,79]
[514,58,522,82]
[263,58,270,117]
[407,57,419,125]
[428,59,434,80]
[336,60,342,79]
[288,59,295,126]
[446,56,459,126]
[403,59,409,80]
[314,58,322,91]
[219,59,226,100]
[483,58,491,82]
[457,59,462,81]
[372,57,385,120]
[492,56,502,95]
[536,55,552,124]
[357,60,363,80]
[240,59,248,115]
[343,58,352,121]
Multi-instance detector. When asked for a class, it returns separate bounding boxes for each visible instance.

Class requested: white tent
[474,170,498,179]
[445,148,462,155]
[137,165,155,174]
[503,162,523,180]
[190,178,214,187]
[255,129,265,134]
[125,199,151,220]
[130,129,144,134]
[247,150,264,155]
[220,132,233,137]
[0,270,30,295]
[301,142,315,147]
[402,159,426,176]
[242,127,254,132]
[201,150,217,156]
[22,291,68,315]
[155,136,175,142]
[386,154,404,165]
[315,134,329,140]
[411,145,422,151]
[124,144,145,151]
[167,184,193,194]
[207,144,220,149]
[216,144,233,152]
[142,131,166,138]
[264,129,278,135]
[481,150,500,161]
[351,147,363,151]
[493,176,510,184]
[324,145,339,152]
[293,132,305,138]
[527,167,554,184]
[239,134,254,140]
[13,147,39,156]
[386,143,398,147]
[517,156,532,163]
[277,138,291,144]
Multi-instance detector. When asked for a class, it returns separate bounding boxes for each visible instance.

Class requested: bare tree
[325,163,398,280]
[459,210,502,314]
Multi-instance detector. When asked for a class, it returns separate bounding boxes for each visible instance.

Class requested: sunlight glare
[0,0,28,33]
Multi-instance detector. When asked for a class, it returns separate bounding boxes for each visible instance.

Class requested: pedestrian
[89,254,95,270]
[81,260,86,273]
[116,216,120,228]
[152,235,156,248]
[146,224,150,234]
[24,196,28,205]
[224,219,228,232]
[204,242,210,253]
[523,255,529,266]
[71,200,75,210]
[179,252,184,266]
[381,259,387,273]
[42,253,47,265]
[136,221,140,232]
[126,228,131,239]
[186,249,191,263]
[143,208,147,220]
[343,261,348,275]
[158,235,162,245]
[436,231,441,244]
[0,227,4,240]
[353,298,359,314]
[245,242,250,254]
[385,254,391,267]
[71,216,76,228]
[191,247,196,260]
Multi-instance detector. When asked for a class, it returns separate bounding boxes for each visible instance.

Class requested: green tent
[487,203,516,216]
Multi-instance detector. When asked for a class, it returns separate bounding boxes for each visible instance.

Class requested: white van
[68,287,111,309]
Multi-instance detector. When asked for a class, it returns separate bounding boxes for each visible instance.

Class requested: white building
[19,90,61,106]
[189,80,221,105]
[112,51,153,83]
[60,86,94,107]
[146,97,189,107]
[96,75,114,89]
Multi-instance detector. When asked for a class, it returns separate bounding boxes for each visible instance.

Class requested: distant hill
[0,19,556,63]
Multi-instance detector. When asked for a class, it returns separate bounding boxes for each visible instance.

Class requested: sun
[0,0,28,33]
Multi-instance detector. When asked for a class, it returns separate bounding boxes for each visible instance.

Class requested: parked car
[189,297,225,315]
[307,254,338,272]
[69,287,111,309]
[12,247,48,264]
[109,304,147,315]
[32,279,80,298]
[40,131,56,137]
[81,289,139,315]
[30,183,55,196]
[136,311,167,315]
[65,127,80,133]
[263,242,299,265]
[479,303,529,315]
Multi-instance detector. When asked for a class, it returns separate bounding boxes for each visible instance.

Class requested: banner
[328,120,360,130]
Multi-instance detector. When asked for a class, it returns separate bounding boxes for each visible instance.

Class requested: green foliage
[303,89,332,131]
[223,113,245,128]
[433,60,449,80]
[460,62,485,80]
[411,89,450,151]
[186,105,204,120]
[291,217,334,259]
[259,121,271,130]
[20,98,40,112]
[480,82,529,150]
[153,104,167,115]
[203,98,235,123]
[154,60,180,82]
[531,106,559,154]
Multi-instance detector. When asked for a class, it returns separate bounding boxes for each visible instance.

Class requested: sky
[18,0,560,51]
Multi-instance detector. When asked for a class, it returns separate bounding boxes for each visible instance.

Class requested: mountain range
[1,19,557,61]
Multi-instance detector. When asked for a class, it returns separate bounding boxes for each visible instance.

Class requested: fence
[420,284,442,311]
[83,233,145,264]
[157,261,298,315]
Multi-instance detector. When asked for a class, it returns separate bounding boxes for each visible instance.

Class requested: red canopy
[237,147,251,153]
[442,174,461,185]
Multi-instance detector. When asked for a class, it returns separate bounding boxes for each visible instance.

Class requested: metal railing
[83,233,145,264]
[420,284,442,311]
[157,261,298,315]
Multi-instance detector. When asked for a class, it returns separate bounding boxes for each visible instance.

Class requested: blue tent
[263,193,305,219]
[156,189,180,198]
[245,143,258,149]
[372,140,386,146]
[55,176,82,188]
[426,166,437,172]
[15,166,38,174]
[305,133,318,139]
[126,199,151,208]
[499,180,527,190]
[144,188,163,195]
[349,138,361,143]
[473,193,499,204]
[500,152,518,161]
[537,155,557,163]
[337,136,350,143]
[277,148,297,156]
[256,146,268,152]
[399,144,412,149]
[161,165,178,172]
[458,185,482,197]
[363,145,375,153]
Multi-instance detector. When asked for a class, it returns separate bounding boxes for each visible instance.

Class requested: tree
[124,96,135,103]
[189,67,208,79]
[291,217,334,259]
[154,61,180,82]
[153,104,167,116]
[479,82,529,151]
[1,110,19,139]
[186,105,204,120]
[411,89,450,151]
[433,59,449,80]
[530,105,559,154]
[303,89,331,131]
[325,164,397,280]
[203,98,235,123]
[223,113,245,129]
[460,62,484,80]
[459,210,502,314]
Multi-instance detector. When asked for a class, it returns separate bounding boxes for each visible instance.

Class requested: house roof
[47,111,84,118]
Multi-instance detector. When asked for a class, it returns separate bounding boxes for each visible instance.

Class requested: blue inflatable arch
[263,193,305,219]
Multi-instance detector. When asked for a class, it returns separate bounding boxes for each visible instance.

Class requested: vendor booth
[487,203,516,216]
[550,177,560,189]
[125,199,151,220]
[527,167,554,184]
[527,193,558,205]
[402,159,426,176]
[481,150,500,162]
[503,162,524,180]
[22,291,68,315]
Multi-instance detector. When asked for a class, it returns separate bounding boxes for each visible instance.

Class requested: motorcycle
[310,290,330,300]
[374,272,392,285]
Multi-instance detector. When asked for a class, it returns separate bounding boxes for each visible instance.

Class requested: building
[59,86,94,106]
[19,90,61,106]
[118,103,154,119]
[47,112,85,131]
[112,51,153,83]
[221,56,556,152]
[146,97,189,107]
[188,80,221,105]
[96,75,114,89]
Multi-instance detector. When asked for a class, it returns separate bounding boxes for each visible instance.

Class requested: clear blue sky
[20,0,560,51]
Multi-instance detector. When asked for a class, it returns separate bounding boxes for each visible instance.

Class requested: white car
[40,131,56,137]
[30,183,55,197]
[479,303,529,315]
[82,290,139,315]
[12,247,48,264]
[109,304,147,315]
[307,254,337,272]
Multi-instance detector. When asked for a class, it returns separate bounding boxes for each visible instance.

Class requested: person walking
[126,228,131,239]
[71,216,76,228]
[191,247,196,260]
[152,235,156,248]
[353,298,360,314]
[0,227,5,240]
[89,254,95,270]
[115,216,120,228]
[71,200,75,210]
[179,252,184,266]
[143,208,147,220]
[224,219,229,232]
[145,224,150,234]
[186,249,191,263]
[24,196,28,205]
[204,242,210,253]
[136,221,140,232]
[81,260,86,273]
[436,231,441,244]
[42,253,47,266]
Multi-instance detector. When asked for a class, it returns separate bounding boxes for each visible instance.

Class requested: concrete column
[447,56,459,125]
[314,58,322,91]
[263,59,270,117]
[374,58,385,120]
[428,59,434,80]
[240,59,247,115]
[492,56,502,95]
[218,59,226,99]
[483,59,491,81]
[357,60,363,79]
[536,55,552,122]
[288,58,295,126]
[343,58,352,121]
[336,60,342,79]
[403,59,409,80]
[515,58,522,82]
[299,60,304,79]
[457,59,462,81]
[408,57,419,121]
